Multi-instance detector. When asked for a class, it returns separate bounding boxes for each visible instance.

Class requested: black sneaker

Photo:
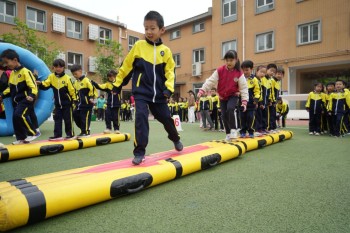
[49,136,63,141]
[174,140,183,151]
[65,135,77,140]
[132,156,145,165]
[77,133,90,138]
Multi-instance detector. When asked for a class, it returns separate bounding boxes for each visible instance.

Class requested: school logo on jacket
[160,51,165,56]
[18,74,21,78]
[62,81,65,84]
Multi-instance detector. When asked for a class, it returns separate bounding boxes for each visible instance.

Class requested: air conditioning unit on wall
[192,62,201,76]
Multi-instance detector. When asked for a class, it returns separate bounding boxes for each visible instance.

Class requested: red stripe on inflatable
[78,144,210,173]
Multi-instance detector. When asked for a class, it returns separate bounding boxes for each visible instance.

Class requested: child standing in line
[305,83,325,135]
[91,70,122,134]
[199,91,214,131]
[0,49,40,144]
[327,80,350,138]
[255,65,267,135]
[240,60,260,138]
[37,59,77,140]
[71,64,97,138]
[325,82,335,135]
[210,88,220,131]
[276,97,289,128]
[197,50,248,140]
[114,11,183,165]
[266,63,278,132]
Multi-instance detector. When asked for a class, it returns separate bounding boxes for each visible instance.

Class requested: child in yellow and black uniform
[305,83,325,135]
[259,66,272,134]
[199,91,214,130]
[327,80,350,138]
[324,82,335,135]
[91,70,123,134]
[210,88,220,131]
[114,11,182,165]
[168,97,178,117]
[266,63,277,132]
[276,97,289,128]
[37,59,77,140]
[71,64,97,138]
[240,60,260,138]
[0,49,39,144]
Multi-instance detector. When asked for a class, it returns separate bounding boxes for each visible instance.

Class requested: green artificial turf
[0,120,349,233]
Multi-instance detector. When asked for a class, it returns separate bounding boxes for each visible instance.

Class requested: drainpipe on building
[242,0,245,61]
[118,27,128,64]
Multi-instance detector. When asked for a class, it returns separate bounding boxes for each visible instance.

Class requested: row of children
[0,49,126,144]
[94,97,133,122]
[197,50,287,140]
[306,81,350,137]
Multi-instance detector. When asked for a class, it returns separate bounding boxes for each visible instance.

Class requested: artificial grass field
[0,120,349,233]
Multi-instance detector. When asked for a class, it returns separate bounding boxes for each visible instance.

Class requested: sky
[52,0,212,32]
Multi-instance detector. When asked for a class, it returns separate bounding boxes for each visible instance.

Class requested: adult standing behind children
[91,70,122,134]
[187,90,196,123]
[197,50,248,140]
[36,59,77,140]
[0,49,40,144]
[71,64,97,138]
[114,11,183,165]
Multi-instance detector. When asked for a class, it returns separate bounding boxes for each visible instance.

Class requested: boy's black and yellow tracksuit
[39,72,76,137]
[73,75,97,135]
[199,96,214,129]
[210,94,220,130]
[270,77,281,130]
[0,66,37,140]
[305,91,325,133]
[115,38,180,158]
[276,101,289,127]
[259,76,273,131]
[327,90,350,136]
[241,75,260,135]
[91,80,122,131]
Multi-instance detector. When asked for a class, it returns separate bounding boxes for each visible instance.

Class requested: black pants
[277,112,289,127]
[97,108,105,120]
[134,99,180,157]
[54,106,74,137]
[240,109,256,134]
[105,106,120,131]
[220,96,239,134]
[269,104,276,130]
[332,113,345,137]
[309,111,322,133]
[13,101,36,140]
[261,105,270,131]
[73,108,92,134]
[28,104,38,130]
[211,108,219,130]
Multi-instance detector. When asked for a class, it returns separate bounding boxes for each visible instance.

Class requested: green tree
[2,18,60,67]
[95,39,123,82]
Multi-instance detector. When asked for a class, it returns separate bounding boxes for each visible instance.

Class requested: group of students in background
[167,51,289,140]
[306,80,350,138]
[94,95,134,122]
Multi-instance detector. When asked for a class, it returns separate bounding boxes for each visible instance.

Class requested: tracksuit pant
[220,96,239,134]
[105,106,120,131]
[332,113,345,137]
[201,109,213,129]
[211,108,219,130]
[73,107,92,135]
[269,104,277,130]
[13,101,36,140]
[309,111,322,133]
[240,108,256,135]
[134,99,180,158]
[54,106,74,137]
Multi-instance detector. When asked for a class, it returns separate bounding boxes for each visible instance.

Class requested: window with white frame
[222,40,237,57]
[67,52,82,70]
[193,49,205,63]
[26,7,46,31]
[298,21,321,45]
[99,27,111,44]
[222,0,237,23]
[173,53,181,67]
[170,30,180,40]
[0,0,16,24]
[256,0,274,14]
[193,83,204,96]
[67,18,82,39]
[128,36,139,50]
[193,22,204,33]
[256,31,274,52]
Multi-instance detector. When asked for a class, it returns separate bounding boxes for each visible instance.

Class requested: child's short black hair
[241,60,254,69]
[53,59,65,67]
[335,79,345,86]
[277,67,285,75]
[144,11,164,28]
[314,82,323,88]
[267,63,277,70]
[1,49,20,62]
[70,64,82,73]
[223,50,240,70]
[256,65,266,72]
[326,82,335,87]
[107,69,117,77]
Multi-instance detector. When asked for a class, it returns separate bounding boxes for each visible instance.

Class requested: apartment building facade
[164,0,350,101]
[0,0,143,93]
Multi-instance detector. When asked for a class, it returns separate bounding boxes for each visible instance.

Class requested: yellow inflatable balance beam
[0,133,130,162]
[0,130,292,231]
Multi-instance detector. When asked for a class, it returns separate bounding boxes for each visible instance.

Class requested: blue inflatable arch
[0,43,54,136]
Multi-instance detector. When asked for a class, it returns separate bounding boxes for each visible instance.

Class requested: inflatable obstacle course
[0,133,131,162]
[0,130,293,231]
[0,43,54,136]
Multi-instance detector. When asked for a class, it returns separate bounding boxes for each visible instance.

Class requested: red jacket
[216,65,243,101]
